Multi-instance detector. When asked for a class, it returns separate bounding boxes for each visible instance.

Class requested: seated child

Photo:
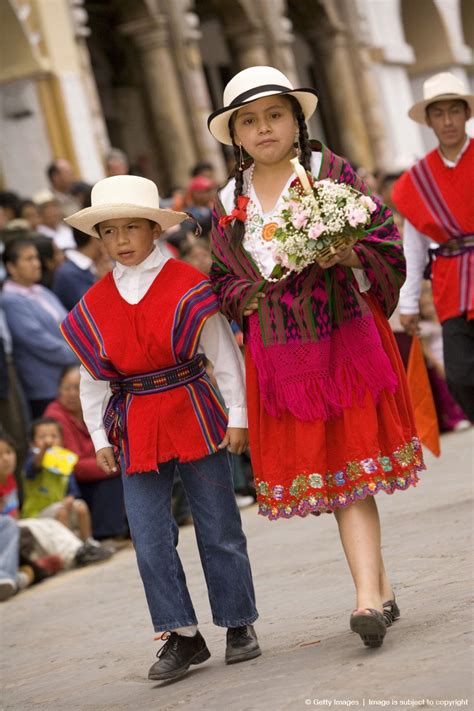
[22,417,95,542]
[0,429,34,600]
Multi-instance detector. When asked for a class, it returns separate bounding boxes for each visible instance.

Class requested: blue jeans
[0,516,20,584]
[121,449,258,632]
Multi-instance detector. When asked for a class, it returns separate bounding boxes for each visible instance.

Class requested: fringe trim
[248,315,398,422]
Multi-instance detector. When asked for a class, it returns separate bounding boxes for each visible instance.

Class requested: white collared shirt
[37,223,76,250]
[399,136,471,315]
[65,249,95,273]
[80,246,247,451]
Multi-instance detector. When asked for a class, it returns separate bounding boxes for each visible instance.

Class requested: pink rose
[308,222,325,240]
[291,209,310,230]
[348,207,368,227]
[360,195,377,213]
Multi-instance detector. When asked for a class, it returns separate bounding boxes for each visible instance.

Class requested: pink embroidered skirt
[246,293,425,520]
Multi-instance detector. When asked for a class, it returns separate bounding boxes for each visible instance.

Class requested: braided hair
[228,95,313,248]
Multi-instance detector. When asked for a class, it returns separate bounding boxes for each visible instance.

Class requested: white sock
[172,625,198,637]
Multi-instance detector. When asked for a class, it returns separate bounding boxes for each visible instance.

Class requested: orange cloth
[407,336,440,457]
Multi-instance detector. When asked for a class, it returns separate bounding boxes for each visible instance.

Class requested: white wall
[0,79,52,196]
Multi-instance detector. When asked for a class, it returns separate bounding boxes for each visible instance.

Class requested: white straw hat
[408,72,474,124]
[64,175,188,238]
[207,66,318,145]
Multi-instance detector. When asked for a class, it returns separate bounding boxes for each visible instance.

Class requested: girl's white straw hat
[208,66,318,145]
[408,72,474,124]
[64,175,188,238]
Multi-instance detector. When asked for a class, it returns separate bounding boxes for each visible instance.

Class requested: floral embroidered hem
[257,437,425,521]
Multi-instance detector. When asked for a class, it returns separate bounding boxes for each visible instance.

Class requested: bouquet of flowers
[269,159,377,279]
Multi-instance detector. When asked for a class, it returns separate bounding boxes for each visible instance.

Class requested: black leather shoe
[225,625,261,664]
[148,631,211,681]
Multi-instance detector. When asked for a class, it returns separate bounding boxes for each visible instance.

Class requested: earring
[239,143,244,172]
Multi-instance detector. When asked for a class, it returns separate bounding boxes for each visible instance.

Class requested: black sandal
[383,598,400,627]
[350,609,387,648]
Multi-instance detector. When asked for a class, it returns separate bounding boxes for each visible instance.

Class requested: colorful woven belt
[110,355,206,395]
[104,355,206,446]
[431,234,474,258]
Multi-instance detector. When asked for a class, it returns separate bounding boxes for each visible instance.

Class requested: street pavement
[1,429,473,711]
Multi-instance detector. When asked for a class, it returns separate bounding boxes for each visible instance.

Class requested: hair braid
[229,126,246,247]
[296,110,312,173]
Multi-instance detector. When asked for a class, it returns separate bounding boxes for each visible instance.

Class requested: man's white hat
[64,175,188,238]
[207,66,318,145]
[408,72,474,124]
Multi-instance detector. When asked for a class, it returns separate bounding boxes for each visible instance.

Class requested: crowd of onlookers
[0,151,469,604]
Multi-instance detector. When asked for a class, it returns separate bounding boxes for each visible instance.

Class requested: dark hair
[73,227,92,248]
[46,161,60,182]
[191,161,214,177]
[228,94,312,247]
[59,364,80,385]
[2,236,37,266]
[94,218,157,237]
[0,192,21,217]
[0,427,16,451]
[30,417,63,441]
[426,98,469,117]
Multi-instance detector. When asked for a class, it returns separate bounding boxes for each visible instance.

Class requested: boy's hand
[96,447,118,475]
[400,313,421,337]
[218,428,249,455]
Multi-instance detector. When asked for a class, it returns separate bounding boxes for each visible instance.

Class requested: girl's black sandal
[382,598,400,627]
[350,609,387,648]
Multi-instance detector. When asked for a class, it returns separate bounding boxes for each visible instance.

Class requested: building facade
[0,0,472,196]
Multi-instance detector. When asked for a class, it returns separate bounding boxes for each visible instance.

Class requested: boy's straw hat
[64,175,188,238]
[208,66,318,145]
[408,72,474,124]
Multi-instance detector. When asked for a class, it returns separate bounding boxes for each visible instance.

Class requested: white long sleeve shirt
[80,247,247,452]
[398,136,470,315]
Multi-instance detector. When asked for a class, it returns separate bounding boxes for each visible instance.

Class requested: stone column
[120,16,198,190]
[307,25,376,170]
[162,0,227,181]
[258,0,300,87]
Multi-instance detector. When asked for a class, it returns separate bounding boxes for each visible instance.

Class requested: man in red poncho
[392,73,474,421]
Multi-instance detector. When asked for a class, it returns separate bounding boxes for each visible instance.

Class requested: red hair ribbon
[219,195,250,226]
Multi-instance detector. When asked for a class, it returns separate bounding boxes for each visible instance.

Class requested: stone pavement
[1,429,473,711]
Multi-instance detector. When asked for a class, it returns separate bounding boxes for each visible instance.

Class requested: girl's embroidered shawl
[210,143,406,422]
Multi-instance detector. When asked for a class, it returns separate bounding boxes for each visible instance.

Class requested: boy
[392,73,474,421]
[60,175,260,682]
[22,417,93,543]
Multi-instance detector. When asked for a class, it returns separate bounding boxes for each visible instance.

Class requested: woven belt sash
[104,355,206,445]
[424,235,474,279]
[430,234,474,258]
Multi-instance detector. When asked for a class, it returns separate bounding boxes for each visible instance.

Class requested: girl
[208,66,425,648]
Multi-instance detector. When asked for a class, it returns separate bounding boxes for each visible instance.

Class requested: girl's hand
[316,246,362,269]
[96,447,118,475]
[243,292,265,317]
[218,428,249,455]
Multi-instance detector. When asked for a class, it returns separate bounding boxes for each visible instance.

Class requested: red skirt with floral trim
[245,293,425,520]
